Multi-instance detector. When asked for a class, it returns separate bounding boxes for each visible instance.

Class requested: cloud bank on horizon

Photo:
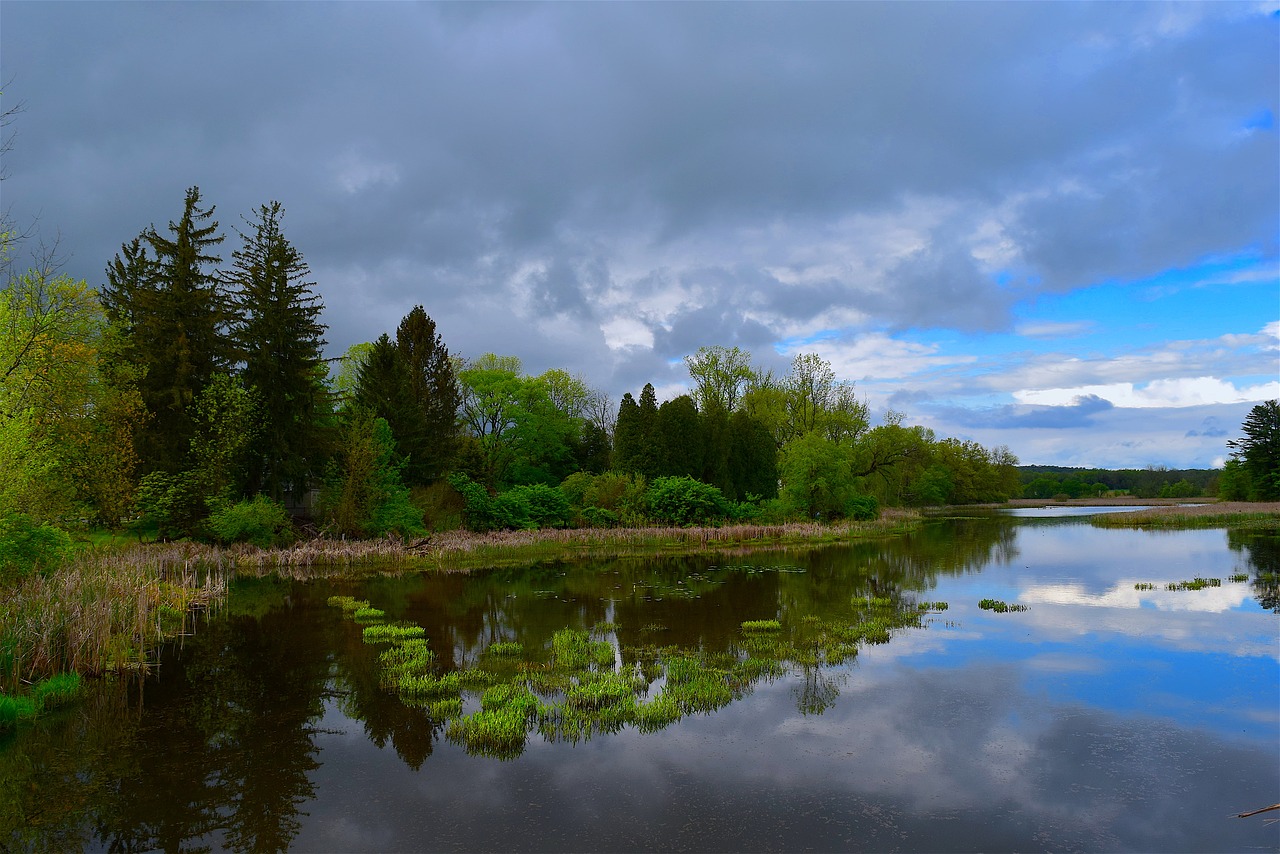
[2,2,1276,469]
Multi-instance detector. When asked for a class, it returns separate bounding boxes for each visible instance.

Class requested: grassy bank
[225,510,923,578]
[1088,501,1280,530]
[2,513,920,683]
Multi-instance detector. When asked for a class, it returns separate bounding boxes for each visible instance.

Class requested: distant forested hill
[1016,466,1218,499]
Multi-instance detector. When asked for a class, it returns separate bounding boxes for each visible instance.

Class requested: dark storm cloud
[1,1,1274,398]
[931,394,1115,430]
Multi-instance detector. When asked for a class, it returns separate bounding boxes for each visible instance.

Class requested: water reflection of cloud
[1016,601,1278,659]
[1022,580,1254,613]
[298,663,1278,853]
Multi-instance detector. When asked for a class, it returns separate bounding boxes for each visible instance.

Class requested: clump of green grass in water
[448,685,545,758]
[551,628,614,670]
[1229,574,1249,583]
[1166,577,1221,591]
[379,639,436,686]
[0,693,38,729]
[1134,582,1157,591]
[326,595,371,614]
[32,673,83,709]
[978,598,1029,613]
[741,619,782,633]
[362,624,426,643]
[352,606,386,623]
[485,641,524,657]
[0,673,84,730]
[917,601,948,611]
[396,671,461,700]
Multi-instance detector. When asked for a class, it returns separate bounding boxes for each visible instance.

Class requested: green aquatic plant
[485,641,524,657]
[362,624,426,643]
[1166,577,1222,591]
[352,606,386,623]
[0,673,84,730]
[31,673,82,710]
[1229,573,1249,583]
[978,598,1029,613]
[1134,582,1157,591]
[741,619,782,633]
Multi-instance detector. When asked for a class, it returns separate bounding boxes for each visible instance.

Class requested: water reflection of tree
[95,581,330,853]
[1228,529,1280,613]
[0,678,137,850]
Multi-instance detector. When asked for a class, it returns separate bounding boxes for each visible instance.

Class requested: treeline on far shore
[1017,465,1220,500]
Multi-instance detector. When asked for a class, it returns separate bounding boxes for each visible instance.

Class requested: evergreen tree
[227,201,331,501]
[657,395,703,478]
[395,306,460,484]
[728,410,778,500]
[635,383,661,479]
[612,392,642,475]
[699,399,733,495]
[103,187,229,474]
[354,334,427,472]
[1227,400,1280,500]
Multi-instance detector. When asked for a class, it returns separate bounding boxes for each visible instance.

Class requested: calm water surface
[4,513,1278,853]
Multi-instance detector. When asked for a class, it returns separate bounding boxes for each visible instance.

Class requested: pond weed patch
[978,599,1029,613]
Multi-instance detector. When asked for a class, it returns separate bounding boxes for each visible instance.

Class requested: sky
[1,1,1276,470]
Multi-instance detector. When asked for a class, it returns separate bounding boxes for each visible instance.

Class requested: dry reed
[0,543,227,685]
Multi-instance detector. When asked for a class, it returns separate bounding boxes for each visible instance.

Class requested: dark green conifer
[227,201,331,501]
[354,334,428,472]
[395,306,460,484]
[103,186,228,474]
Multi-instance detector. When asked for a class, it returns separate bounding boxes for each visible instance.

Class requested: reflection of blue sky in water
[292,519,1279,853]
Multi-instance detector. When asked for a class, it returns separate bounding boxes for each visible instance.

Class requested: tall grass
[1089,502,1280,530]
[0,544,226,685]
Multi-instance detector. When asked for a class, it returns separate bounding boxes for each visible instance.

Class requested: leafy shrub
[0,511,72,585]
[505,483,571,528]
[205,495,294,547]
[646,476,729,526]
[844,495,879,521]
[581,506,620,528]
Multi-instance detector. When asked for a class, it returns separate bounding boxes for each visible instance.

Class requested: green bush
[844,495,879,521]
[505,483,571,528]
[205,495,294,547]
[646,476,730,526]
[0,511,72,585]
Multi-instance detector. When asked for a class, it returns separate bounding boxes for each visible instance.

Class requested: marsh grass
[0,545,226,684]
[168,512,924,581]
[0,673,84,730]
[1089,502,1280,530]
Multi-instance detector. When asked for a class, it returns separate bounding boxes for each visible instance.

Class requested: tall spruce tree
[227,202,331,501]
[395,306,460,484]
[102,186,228,474]
[353,334,427,472]
[657,395,703,478]
[612,392,642,475]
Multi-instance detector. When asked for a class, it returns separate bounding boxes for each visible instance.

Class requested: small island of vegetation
[3,188,1277,721]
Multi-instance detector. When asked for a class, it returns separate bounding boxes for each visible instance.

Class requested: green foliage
[0,512,72,585]
[322,410,423,538]
[844,495,879,521]
[505,483,572,528]
[779,432,857,518]
[205,495,293,547]
[1217,459,1252,501]
[646,476,730,526]
[1227,400,1280,501]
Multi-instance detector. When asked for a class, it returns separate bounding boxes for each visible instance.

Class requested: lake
[3,511,1278,853]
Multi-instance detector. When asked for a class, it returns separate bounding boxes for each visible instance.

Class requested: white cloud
[1015,376,1280,409]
